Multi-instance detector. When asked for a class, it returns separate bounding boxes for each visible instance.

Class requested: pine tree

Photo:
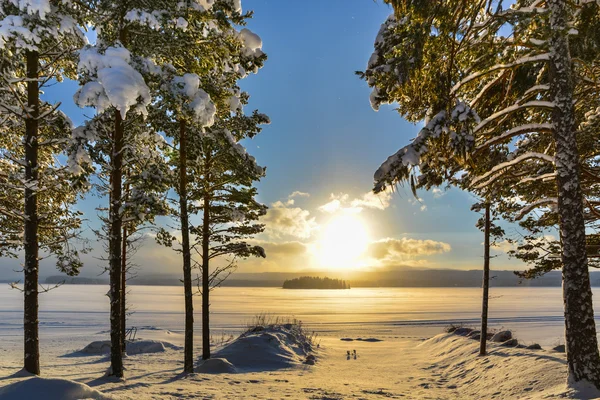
[72,0,172,377]
[0,0,91,375]
[147,0,266,372]
[471,201,505,355]
[190,115,268,360]
[362,0,600,386]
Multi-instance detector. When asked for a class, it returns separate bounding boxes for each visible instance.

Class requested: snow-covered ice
[1,285,598,398]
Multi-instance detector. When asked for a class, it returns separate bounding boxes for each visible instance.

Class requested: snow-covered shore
[1,286,596,399]
[0,327,593,399]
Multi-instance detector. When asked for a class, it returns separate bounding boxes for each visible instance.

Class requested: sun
[317,214,370,270]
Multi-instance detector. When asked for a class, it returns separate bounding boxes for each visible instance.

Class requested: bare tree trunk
[202,188,210,360]
[479,203,490,356]
[179,120,194,373]
[548,0,600,387]
[23,49,40,375]
[108,108,124,377]
[121,225,127,353]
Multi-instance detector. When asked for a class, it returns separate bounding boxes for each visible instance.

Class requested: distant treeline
[282,276,350,289]
[42,270,600,288]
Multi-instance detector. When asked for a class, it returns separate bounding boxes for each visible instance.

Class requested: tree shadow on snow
[487,348,567,366]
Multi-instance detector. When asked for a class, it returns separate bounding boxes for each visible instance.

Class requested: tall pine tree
[0,0,90,375]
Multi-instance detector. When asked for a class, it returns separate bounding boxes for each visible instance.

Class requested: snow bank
[197,358,237,374]
[79,339,181,355]
[0,377,112,400]
[207,324,315,372]
[79,340,111,355]
[418,333,598,399]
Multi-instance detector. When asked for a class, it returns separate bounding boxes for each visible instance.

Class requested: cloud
[491,240,516,253]
[281,191,311,206]
[432,188,445,198]
[350,190,392,211]
[289,191,310,199]
[262,200,317,239]
[318,194,348,213]
[408,197,427,212]
[238,240,311,272]
[319,190,392,214]
[367,238,451,259]
[491,235,557,254]
[253,239,308,257]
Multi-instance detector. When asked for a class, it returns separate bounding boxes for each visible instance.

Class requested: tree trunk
[108,108,125,377]
[179,120,194,373]
[548,0,600,387]
[23,50,40,375]
[479,204,490,356]
[121,225,127,353]
[202,188,210,360]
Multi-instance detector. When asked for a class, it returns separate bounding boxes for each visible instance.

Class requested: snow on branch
[496,2,548,18]
[518,172,556,185]
[238,28,263,59]
[476,123,554,151]
[515,198,558,221]
[474,101,554,134]
[374,102,479,192]
[471,152,555,189]
[170,73,216,127]
[452,54,550,95]
[220,129,264,176]
[10,0,52,19]
[74,46,151,119]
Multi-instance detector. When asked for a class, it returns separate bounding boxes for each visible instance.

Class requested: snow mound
[127,339,182,355]
[0,377,112,400]
[197,358,237,374]
[210,325,314,372]
[79,339,181,355]
[80,340,111,355]
[418,333,589,399]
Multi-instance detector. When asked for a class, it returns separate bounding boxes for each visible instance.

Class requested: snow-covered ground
[1,285,598,399]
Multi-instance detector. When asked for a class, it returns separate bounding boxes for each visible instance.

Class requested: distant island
[282,276,350,289]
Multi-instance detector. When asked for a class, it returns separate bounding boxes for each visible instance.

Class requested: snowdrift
[419,333,600,399]
[79,339,181,355]
[0,377,112,400]
[196,358,237,374]
[201,324,315,373]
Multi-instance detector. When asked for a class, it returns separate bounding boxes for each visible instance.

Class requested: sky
[1,0,532,280]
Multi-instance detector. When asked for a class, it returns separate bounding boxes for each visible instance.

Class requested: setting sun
[317,214,370,270]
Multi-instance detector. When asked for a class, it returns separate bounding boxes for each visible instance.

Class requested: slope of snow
[210,324,314,372]
[420,333,600,399]
[0,377,113,400]
[197,358,237,374]
[0,329,592,399]
[78,339,181,355]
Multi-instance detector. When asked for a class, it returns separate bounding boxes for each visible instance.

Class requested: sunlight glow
[317,214,370,270]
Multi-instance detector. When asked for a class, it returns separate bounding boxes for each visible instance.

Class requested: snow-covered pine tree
[144,0,266,372]
[189,113,268,360]
[362,0,600,387]
[0,0,91,375]
[72,0,174,377]
[502,2,600,280]
[70,112,170,353]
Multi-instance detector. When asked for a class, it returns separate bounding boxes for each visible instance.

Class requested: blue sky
[2,0,529,280]
[228,0,523,274]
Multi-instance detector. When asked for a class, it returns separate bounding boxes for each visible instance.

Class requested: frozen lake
[0,285,581,347]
